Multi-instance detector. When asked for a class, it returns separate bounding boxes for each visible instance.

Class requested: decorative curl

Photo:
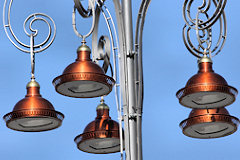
[3,0,56,53]
[24,13,56,53]
[97,36,111,74]
[183,0,226,30]
[91,1,117,76]
[74,0,94,18]
[182,0,227,58]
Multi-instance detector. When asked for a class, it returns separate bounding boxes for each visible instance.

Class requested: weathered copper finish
[74,102,123,154]
[3,81,64,132]
[176,60,237,109]
[180,108,239,139]
[53,44,115,98]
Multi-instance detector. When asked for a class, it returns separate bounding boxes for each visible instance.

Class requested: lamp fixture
[179,108,240,139]
[177,0,237,109]
[3,2,64,132]
[53,43,115,98]
[74,98,123,154]
[178,0,240,140]
[3,80,64,132]
[176,55,238,109]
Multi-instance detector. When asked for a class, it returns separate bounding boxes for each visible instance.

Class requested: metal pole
[122,0,138,160]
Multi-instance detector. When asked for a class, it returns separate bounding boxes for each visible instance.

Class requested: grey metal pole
[122,0,138,160]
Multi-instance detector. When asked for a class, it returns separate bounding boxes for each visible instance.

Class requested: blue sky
[1,0,240,160]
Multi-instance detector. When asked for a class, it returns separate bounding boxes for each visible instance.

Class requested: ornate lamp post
[4,0,240,159]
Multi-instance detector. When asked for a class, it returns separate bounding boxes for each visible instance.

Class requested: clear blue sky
[0,0,240,160]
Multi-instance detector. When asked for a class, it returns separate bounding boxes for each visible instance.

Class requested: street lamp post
[122,1,137,160]
[2,0,240,159]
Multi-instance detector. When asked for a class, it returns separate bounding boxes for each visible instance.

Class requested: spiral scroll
[3,0,56,54]
[3,0,56,79]
[182,0,227,58]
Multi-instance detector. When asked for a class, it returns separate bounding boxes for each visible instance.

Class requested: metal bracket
[127,50,136,58]
[129,113,142,120]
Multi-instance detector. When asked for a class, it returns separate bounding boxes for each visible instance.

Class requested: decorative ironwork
[182,0,227,58]
[3,0,56,54]
[72,0,96,41]
[3,0,56,79]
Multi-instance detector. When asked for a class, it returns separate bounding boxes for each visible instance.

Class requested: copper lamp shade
[53,44,115,98]
[176,56,237,109]
[74,101,123,154]
[180,108,239,139]
[3,80,64,132]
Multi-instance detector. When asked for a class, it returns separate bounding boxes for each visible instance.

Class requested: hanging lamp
[2,12,64,132]
[3,79,64,132]
[176,55,237,109]
[177,0,238,109]
[74,99,123,154]
[53,43,115,98]
[179,108,239,139]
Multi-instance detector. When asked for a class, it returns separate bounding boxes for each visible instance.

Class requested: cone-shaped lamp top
[62,44,105,75]
[13,80,55,111]
[185,58,228,87]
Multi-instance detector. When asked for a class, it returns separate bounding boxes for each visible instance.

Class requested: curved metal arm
[134,1,151,160]
[182,0,227,58]
[135,0,151,119]
[3,0,56,54]
[74,0,93,18]
[72,0,95,41]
